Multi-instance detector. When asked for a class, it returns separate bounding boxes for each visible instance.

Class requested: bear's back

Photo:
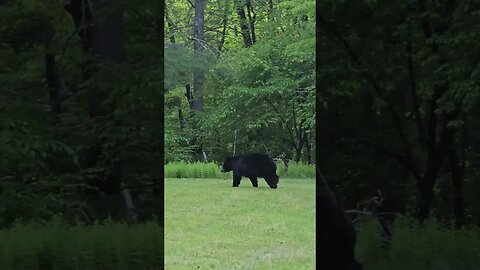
[236,153,276,176]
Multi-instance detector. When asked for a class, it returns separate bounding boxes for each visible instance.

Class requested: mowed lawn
[165,178,316,270]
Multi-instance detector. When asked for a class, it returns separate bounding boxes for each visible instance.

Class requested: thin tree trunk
[418,122,452,221]
[45,49,62,117]
[191,0,206,156]
[178,109,185,129]
[234,0,252,48]
[268,0,274,21]
[295,128,306,162]
[64,0,93,53]
[91,0,124,63]
[185,84,194,109]
[294,130,306,162]
[217,5,228,56]
[246,0,256,44]
[447,123,466,228]
[305,131,312,164]
[193,0,205,112]
[448,147,465,228]
[406,21,425,150]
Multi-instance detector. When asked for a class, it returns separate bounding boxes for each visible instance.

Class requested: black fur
[318,196,363,270]
[221,154,279,189]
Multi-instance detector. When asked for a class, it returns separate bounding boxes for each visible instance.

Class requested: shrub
[164,161,315,179]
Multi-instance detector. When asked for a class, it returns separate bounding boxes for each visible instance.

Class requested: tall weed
[0,218,162,270]
[164,161,315,179]
[356,216,480,269]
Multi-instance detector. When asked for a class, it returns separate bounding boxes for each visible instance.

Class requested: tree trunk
[45,50,62,118]
[246,0,256,45]
[447,136,466,228]
[178,109,185,129]
[449,151,465,228]
[185,83,194,109]
[305,131,312,164]
[294,130,306,163]
[64,0,93,53]
[217,5,228,56]
[234,0,252,48]
[91,0,124,63]
[193,0,205,112]
[414,0,457,222]
[417,174,435,221]
[295,128,306,162]
[268,0,274,21]
[417,123,452,221]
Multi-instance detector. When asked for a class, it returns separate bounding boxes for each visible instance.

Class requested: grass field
[164,178,316,270]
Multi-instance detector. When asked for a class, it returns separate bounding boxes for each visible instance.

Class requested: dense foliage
[0,0,162,225]
[319,0,480,227]
[164,0,316,164]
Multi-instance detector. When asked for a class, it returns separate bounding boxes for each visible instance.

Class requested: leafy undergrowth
[356,217,480,270]
[0,219,162,270]
[164,178,316,269]
[164,161,315,179]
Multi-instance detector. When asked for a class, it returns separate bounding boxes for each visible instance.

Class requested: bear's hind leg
[249,176,258,187]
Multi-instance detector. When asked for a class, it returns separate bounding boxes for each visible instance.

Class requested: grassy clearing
[164,161,315,179]
[164,178,316,270]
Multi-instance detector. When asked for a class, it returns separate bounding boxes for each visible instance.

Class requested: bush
[0,218,162,270]
[164,161,315,179]
[356,216,480,269]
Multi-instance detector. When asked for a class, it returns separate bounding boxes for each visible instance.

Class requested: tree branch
[186,0,194,8]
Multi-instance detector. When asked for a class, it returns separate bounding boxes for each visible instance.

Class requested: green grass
[164,178,316,270]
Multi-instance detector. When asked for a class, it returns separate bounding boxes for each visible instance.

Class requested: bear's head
[267,175,279,189]
[220,156,236,173]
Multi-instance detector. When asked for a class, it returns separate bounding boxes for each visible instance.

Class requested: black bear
[318,195,363,270]
[221,153,279,189]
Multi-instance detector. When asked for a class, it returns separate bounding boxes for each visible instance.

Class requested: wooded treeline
[0,0,162,226]
[164,0,316,164]
[319,1,480,228]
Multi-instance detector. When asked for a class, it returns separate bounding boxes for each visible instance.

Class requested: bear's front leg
[232,174,241,187]
[249,176,258,187]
